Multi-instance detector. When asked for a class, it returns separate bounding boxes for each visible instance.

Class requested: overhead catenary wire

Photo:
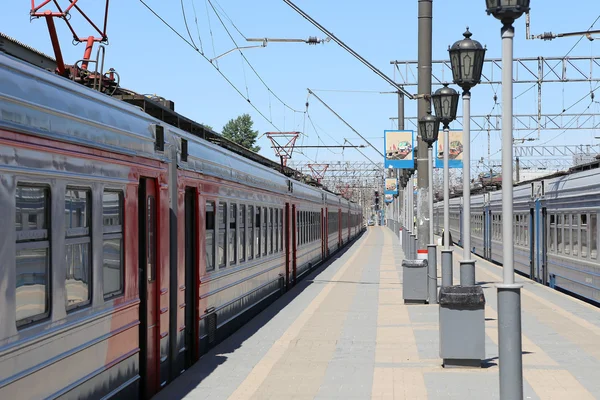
[204,0,219,68]
[180,0,199,51]
[190,0,204,54]
[206,0,303,114]
[139,0,282,132]
[307,89,384,158]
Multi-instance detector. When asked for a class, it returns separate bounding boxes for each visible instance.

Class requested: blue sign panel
[384,194,394,203]
[384,130,415,169]
[434,129,463,169]
[384,178,398,195]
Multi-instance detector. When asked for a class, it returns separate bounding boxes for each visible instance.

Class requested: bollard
[427,244,438,304]
[460,260,476,286]
[412,235,418,260]
[441,249,453,287]
[410,234,417,259]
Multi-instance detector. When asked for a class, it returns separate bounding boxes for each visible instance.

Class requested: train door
[183,188,198,368]
[285,203,291,289]
[541,206,548,285]
[338,209,342,248]
[347,212,351,241]
[138,178,159,398]
[324,207,329,257]
[484,208,492,260]
[292,204,297,285]
[321,208,326,260]
[530,204,536,280]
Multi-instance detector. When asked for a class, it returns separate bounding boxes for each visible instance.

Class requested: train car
[540,168,600,301]
[433,162,600,304]
[0,53,363,399]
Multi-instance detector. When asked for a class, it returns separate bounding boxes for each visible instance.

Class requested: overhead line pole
[307,89,384,158]
[416,0,433,256]
[283,0,413,99]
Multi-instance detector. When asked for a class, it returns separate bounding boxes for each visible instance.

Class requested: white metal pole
[428,146,435,243]
[441,125,453,287]
[462,92,471,261]
[497,21,524,400]
[460,92,476,286]
[443,127,450,249]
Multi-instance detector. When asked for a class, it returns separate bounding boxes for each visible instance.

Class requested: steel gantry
[390,56,600,137]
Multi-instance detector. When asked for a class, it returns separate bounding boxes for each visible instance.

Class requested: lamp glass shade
[432,84,460,127]
[485,0,530,22]
[418,112,440,146]
[448,28,487,91]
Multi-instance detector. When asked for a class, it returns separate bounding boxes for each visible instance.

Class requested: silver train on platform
[0,52,363,399]
[433,164,600,304]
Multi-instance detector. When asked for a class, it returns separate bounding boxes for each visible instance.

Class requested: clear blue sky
[3,1,599,168]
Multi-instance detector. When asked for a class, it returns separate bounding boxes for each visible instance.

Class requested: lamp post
[485,1,529,399]
[432,83,460,287]
[419,110,441,304]
[448,28,486,286]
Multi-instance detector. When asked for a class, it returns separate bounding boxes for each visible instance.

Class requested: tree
[222,113,260,152]
[202,123,214,131]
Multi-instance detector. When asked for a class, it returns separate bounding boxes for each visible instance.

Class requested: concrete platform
[154,227,600,400]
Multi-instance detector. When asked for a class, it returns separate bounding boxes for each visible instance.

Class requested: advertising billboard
[384,130,415,169]
[384,178,398,195]
[384,194,393,203]
[435,130,463,169]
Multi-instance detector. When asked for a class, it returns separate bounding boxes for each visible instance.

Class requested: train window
[248,205,254,260]
[65,188,92,311]
[298,211,302,245]
[564,214,571,254]
[279,209,284,252]
[549,214,556,253]
[256,207,261,258]
[239,205,246,263]
[297,211,301,246]
[269,208,274,254]
[572,214,579,256]
[557,214,563,253]
[308,212,312,243]
[262,207,267,256]
[591,214,597,259]
[103,191,123,299]
[218,202,227,268]
[16,185,51,327]
[581,214,588,258]
[274,208,279,253]
[229,203,237,266]
[206,201,215,272]
[302,211,305,245]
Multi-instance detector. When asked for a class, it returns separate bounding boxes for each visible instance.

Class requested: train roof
[0,53,358,206]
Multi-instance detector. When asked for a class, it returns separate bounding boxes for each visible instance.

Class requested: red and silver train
[0,53,363,399]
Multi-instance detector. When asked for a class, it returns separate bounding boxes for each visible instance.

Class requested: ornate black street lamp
[432,83,459,287]
[449,28,486,286]
[419,110,440,304]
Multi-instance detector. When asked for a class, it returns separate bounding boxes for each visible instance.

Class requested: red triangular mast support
[266,132,300,168]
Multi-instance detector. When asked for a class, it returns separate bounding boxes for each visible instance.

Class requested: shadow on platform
[153,231,366,400]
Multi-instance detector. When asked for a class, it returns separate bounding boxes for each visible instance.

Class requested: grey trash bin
[439,285,486,367]
[401,259,428,303]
